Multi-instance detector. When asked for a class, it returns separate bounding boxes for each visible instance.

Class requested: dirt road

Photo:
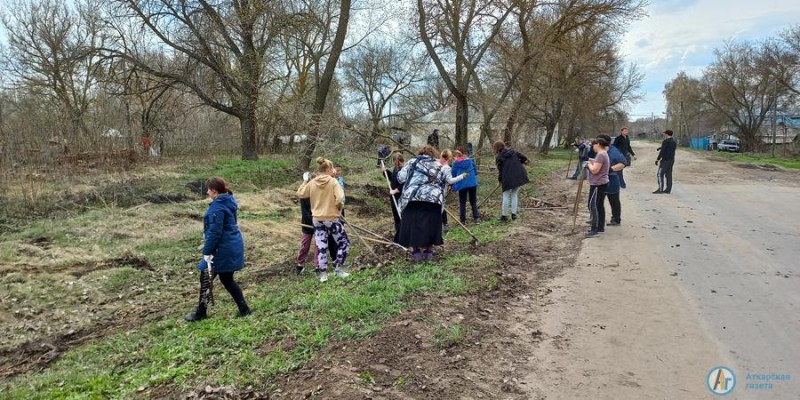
[525,142,800,399]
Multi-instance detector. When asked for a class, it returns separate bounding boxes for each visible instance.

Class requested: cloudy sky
[621,0,800,120]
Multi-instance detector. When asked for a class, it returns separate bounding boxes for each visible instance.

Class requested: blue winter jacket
[202,193,245,273]
[451,158,478,191]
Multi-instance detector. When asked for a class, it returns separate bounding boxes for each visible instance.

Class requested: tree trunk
[539,124,557,155]
[503,104,522,145]
[300,0,352,170]
[477,123,489,155]
[455,94,469,149]
[240,108,259,160]
[370,118,381,147]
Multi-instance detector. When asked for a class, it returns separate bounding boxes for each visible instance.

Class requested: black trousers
[198,271,248,313]
[458,187,478,222]
[390,196,401,242]
[658,159,674,192]
[607,192,620,223]
[588,184,607,232]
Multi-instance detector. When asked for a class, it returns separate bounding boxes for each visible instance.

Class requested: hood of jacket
[312,174,335,189]
[212,193,239,213]
[499,148,516,159]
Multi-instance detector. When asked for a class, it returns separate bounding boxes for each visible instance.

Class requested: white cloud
[622,0,800,117]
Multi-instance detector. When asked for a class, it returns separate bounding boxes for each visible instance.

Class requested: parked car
[717,140,740,152]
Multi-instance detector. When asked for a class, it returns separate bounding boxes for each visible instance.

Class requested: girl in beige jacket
[297,157,351,282]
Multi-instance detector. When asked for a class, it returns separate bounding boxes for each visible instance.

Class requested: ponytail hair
[206,176,233,194]
[440,149,453,161]
[316,156,334,173]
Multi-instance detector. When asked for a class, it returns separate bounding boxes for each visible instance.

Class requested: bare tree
[104,0,297,160]
[2,0,107,148]
[417,0,515,149]
[395,78,451,122]
[341,41,426,144]
[765,25,800,97]
[478,0,644,153]
[698,41,788,152]
[520,21,642,154]
[297,0,352,170]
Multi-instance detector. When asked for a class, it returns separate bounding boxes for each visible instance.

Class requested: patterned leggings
[313,220,350,271]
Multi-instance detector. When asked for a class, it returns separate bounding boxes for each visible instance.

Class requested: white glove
[203,255,214,269]
[303,172,311,182]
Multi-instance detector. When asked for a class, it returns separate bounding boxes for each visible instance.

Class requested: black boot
[236,302,252,318]
[185,305,207,322]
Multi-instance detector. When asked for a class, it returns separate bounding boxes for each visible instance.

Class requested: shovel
[477,183,501,209]
[380,160,401,220]
[572,165,587,230]
[340,217,378,258]
[443,208,480,246]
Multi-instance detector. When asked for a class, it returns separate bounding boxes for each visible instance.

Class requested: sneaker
[511,213,518,220]
[663,191,671,194]
[334,268,350,278]
[585,230,599,238]
[652,189,663,194]
[294,265,305,275]
[423,249,434,260]
[442,224,450,233]
[498,215,509,222]
[607,220,621,226]
[319,271,329,282]
[412,251,424,262]
[473,217,480,224]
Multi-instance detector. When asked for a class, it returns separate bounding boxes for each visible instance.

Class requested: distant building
[759,113,800,144]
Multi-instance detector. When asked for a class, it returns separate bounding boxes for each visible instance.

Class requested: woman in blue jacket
[451,149,479,224]
[185,177,250,322]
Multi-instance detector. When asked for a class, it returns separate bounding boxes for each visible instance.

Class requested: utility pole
[651,112,655,134]
[680,101,684,146]
[772,79,777,157]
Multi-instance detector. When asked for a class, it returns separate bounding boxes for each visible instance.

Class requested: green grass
[444,219,504,244]
[183,158,296,191]
[1,252,490,399]
[708,151,800,169]
[432,323,466,349]
[135,234,200,269]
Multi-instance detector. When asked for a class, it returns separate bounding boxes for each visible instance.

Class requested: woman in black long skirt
[396,146,467,261]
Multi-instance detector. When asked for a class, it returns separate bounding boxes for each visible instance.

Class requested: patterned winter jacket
[396,155,465,212]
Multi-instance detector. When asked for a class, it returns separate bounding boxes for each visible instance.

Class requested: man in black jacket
[427,129,440,149]
[614,127,635,189]
[654,130,677,194]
